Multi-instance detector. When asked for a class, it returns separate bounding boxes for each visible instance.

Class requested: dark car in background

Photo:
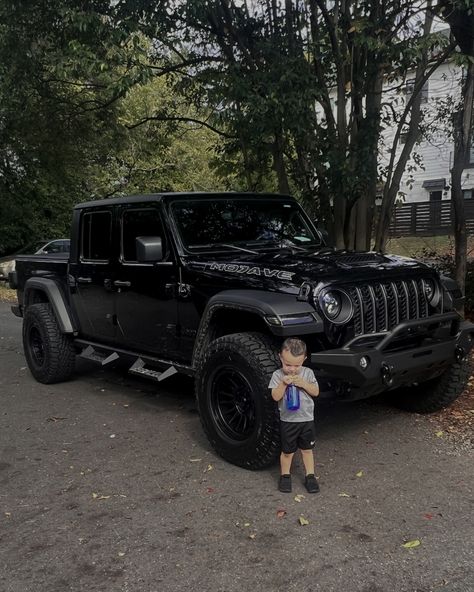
[0,239,70,281]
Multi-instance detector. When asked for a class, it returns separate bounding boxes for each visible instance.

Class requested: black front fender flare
[192,289,322,367]
[24,278,75,334]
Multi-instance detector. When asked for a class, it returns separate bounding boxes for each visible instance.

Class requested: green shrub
[415,247,474,314]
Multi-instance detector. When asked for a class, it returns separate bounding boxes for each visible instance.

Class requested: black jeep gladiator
[10,193,474,469]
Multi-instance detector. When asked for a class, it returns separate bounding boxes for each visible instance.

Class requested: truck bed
[14,254,69,308]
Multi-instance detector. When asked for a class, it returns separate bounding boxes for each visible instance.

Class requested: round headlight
[322,291,341,319]
[423,278,437,303]
[318,288,353,324]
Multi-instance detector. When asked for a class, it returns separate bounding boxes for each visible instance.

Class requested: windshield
[170,198,321,252]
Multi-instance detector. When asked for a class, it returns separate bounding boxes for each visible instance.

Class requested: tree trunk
[374,8,434,252]
[272,131,290,194]
[451,61,474,313]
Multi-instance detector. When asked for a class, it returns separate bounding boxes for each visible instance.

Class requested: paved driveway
[0,302,473,592]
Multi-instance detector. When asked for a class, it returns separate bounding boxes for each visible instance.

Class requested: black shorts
[280,420,316,454]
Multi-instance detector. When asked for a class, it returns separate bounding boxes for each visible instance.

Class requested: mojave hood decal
[204,262,295,281]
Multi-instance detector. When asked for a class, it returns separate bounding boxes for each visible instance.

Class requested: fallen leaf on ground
[204,464,213,472]
[206,487,215,493]
[294,494,305,503]
[118,552,125,557]
[423,513,434,520]
[249,533,256,539]
[338,492,350,497]
[356,471,363,477]
[276,509,287,518]
[244,522,250,527]
[92,492,110,500]
[189,458,202,462]
[402,539,421,548]
[299,516,309,526]
[435,431,444,438]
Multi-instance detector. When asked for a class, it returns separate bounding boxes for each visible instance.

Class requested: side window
[121,207,166,262]
[43,242,60,253]
[81,211,112,261]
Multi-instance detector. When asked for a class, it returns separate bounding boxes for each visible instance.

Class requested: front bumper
[311,312,474,399]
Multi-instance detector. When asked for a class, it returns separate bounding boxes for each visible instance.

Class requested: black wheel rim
[29,326,45,367]
[209,366,257,442]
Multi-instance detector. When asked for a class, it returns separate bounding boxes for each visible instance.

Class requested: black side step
[79,345,120,366]
[129,358,178,382]
[74,339,194,377]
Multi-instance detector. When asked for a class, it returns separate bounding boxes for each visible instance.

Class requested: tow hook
[455,346,465,363]
[381,362,394,387]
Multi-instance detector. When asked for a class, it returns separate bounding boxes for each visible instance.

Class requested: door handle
[113,280,131,288]
[77,277,92,284]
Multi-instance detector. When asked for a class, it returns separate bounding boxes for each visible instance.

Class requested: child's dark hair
[281,337,307,357]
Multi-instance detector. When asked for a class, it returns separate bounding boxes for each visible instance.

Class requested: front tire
[23,303,75,384]
[393,357,471,413]
[196,332,280,470]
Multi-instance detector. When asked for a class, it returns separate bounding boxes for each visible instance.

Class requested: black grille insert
[347,279,437,335]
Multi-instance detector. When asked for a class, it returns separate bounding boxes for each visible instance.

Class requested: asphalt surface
[0,302,473,592]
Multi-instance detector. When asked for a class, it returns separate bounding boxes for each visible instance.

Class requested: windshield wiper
[189,242,258,254]
[258,239,309,252]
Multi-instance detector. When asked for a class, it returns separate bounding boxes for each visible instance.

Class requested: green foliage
[416,246,474,313]
[0,1,222,255]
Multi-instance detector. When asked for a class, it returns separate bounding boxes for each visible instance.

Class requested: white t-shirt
[268,367,318,422]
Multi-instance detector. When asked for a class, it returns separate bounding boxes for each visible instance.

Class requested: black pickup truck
[10,192,474,469]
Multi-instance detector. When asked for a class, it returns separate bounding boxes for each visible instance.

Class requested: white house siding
[380,60,474,203]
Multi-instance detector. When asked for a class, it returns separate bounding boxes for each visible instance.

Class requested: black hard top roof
[74,192,293,210]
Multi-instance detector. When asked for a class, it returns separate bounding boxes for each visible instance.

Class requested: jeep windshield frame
[169,196,322,254]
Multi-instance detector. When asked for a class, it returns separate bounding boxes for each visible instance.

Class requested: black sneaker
[278,474,292,493]
[304,474,320,494]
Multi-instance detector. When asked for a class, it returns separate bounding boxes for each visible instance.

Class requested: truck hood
[185,249,434,293]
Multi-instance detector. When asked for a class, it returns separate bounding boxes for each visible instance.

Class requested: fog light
[455,346,465,363]
[381,362,393,386]
[359,356,369,370]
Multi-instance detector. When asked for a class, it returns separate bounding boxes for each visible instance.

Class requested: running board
[129,358,178,382]
[80,345,120,366]
[74,338,194,377]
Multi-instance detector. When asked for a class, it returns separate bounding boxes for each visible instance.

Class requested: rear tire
[196,332,280,469]
[393,357,471,413]
[23,303,75,384]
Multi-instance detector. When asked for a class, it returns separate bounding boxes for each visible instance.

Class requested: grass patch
[386,235,474,258]
[0,284,17,303]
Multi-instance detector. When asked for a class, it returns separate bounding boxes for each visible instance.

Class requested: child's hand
[282,375,293,385]
[291,375,305,388]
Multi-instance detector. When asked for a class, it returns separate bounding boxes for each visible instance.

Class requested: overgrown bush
[415,247,474,315]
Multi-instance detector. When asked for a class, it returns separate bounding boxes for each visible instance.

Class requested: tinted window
[121,208,165,262]
[42,242,59,253]
[81,211,112,261]
[171,199,320,250]
[43,241,65,253]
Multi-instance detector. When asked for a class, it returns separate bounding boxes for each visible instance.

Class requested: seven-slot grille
[346,279,436,335]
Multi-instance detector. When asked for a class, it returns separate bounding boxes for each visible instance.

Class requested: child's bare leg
[300,448,315,476]
[280,451,294,475]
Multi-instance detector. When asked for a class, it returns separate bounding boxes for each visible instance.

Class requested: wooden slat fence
[389,199,474,237]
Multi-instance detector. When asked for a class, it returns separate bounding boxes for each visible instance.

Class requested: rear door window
[81,211,113,262]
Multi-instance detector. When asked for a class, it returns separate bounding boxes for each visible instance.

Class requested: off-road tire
[196,332,280,470]
[23,303,75,384]
[394,356,471,413]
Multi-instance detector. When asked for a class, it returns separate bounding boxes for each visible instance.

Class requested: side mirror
[136,236,163,262]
